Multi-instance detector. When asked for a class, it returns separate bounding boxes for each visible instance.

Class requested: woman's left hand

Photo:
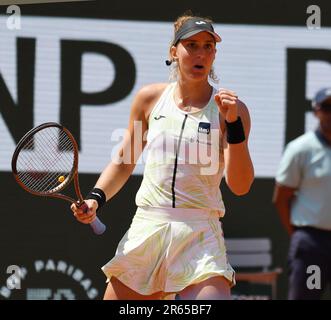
[214,89,239,123]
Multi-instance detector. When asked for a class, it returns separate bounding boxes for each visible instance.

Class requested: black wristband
[86,188,106,211]
[225,117,245,144]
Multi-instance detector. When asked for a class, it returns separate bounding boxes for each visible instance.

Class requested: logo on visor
[198,122,210,134]
[195,21,207,25]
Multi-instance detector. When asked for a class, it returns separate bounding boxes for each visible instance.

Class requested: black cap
[172,17,222,46]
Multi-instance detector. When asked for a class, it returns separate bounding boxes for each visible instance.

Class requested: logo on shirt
[154,115,166,120]
[198,122,210,134]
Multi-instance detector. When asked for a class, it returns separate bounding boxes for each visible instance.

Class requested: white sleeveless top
[135,82,225,215]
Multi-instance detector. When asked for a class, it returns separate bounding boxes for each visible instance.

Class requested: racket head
[11,122,78,197]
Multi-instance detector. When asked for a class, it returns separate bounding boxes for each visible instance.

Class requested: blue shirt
[276,131,331,230]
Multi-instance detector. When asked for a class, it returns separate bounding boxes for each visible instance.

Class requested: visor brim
[180,29,222,43]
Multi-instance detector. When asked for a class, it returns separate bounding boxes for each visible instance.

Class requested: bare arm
[95,84,167,202]
[216,91,254,195]
[272,183,297,236]
[94,93,148,201]
[71,83,167,222]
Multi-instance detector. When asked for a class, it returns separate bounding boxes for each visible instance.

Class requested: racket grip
[78,201,107,235]
[90,217,107,235]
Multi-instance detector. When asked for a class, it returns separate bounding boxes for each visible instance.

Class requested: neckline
[171,82,215,115]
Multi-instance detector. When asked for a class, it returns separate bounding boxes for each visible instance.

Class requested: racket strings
[38,130,74,171]
[19,134,71,185]
[16,127,76,193]
[18,130,72,176]
[18,134,74,192]
[18,147,72,192]
[30,136,75,192]
[17,135,59,191]
[19,130,74,190]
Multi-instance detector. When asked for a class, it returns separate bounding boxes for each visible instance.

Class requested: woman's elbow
[230,185,251,196]
[226,176,254,196]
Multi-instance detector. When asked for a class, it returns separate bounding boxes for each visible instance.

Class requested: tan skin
[273,97,331,236]
[72,31,254,300]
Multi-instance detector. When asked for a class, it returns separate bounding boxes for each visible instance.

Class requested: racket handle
[78,202,107,235]
[90,217,107,235]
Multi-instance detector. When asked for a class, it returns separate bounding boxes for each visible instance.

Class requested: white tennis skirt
[101,206,235,295]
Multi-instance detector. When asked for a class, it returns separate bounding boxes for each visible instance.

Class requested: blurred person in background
[273,88,331,300]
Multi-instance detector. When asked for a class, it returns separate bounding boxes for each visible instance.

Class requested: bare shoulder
[132,83,169,119]
[135,83,168,106]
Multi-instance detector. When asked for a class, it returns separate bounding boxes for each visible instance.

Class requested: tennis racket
[11,122,106,235]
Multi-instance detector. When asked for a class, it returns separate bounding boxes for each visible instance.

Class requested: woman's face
[172,31,216,82]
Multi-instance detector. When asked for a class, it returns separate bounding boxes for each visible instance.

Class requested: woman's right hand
[71,199,98,224]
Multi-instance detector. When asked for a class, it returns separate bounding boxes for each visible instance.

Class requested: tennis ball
[58,175,65,183]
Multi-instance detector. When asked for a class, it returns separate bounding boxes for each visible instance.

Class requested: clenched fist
[214,88,239,123]
[71,199,98,224]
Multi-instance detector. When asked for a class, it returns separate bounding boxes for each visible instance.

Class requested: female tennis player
[71,13,254,300]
